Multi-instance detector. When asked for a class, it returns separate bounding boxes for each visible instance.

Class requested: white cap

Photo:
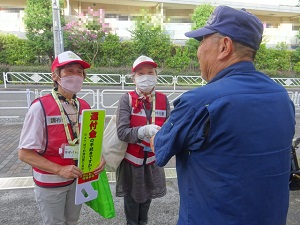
[51,51,90,72]
[132,55,158,72]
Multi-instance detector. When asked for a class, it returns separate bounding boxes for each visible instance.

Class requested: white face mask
[57,75,84,94]
[135,75,157,93]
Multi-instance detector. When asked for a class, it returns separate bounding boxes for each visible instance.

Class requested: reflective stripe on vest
[124,152,156,166]
[46,115,83,126]
[129,108,167,119]
[33,169,73,184]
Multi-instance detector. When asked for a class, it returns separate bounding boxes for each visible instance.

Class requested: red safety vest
[32,94,90,188]
[124,91,167,166]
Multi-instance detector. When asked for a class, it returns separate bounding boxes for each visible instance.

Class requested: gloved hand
[138,124,161,139]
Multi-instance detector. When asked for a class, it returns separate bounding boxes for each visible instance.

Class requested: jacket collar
[209,61,256,84]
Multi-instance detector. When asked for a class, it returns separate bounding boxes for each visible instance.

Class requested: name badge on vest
[59,144,79,159]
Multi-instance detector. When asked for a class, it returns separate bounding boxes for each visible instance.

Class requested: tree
[64,20,105,67]
[185,4,215,68]
[64,7,110,67]
[131,9,172,68]
[101,34,123,67]
[24,0,65,62]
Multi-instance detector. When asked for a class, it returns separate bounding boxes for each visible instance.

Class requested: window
[266,23,278,28]
[168,17,191,23]
[105,14,117,18]
[118,15,128,21]
[292,25,300,31]
[0,8,23,13]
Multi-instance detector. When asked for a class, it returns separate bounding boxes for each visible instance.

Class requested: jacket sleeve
[116,93,140,143]
[154,95,210,167]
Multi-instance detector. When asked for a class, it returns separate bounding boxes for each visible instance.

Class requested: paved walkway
[1,118,300,224]
[0,123,32,178]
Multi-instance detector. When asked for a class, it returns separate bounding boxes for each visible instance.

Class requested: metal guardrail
[3,72,53,86]
[273,78,300,86]
[176,75,207,86]
[1,89,300,120]
[2,72,204,89]
[3,72,300,89]
[0,89,34,109]
[38,89,97,109]
[288,91,300,106]
[0,89,36,119]
[0,89,187,119]
[287,91,300,113]
[85,74,122,85]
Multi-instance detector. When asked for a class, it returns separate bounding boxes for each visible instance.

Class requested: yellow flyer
[75,109,105,205]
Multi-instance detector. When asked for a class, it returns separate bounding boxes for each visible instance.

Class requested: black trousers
[124,194,152,225]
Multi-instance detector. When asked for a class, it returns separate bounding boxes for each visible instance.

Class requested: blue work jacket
[154,61,295,225]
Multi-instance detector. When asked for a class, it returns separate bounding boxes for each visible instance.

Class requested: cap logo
[138,56,149,62]
[57,51,81,63]
[67,52,80,60]
[206,12,216,26]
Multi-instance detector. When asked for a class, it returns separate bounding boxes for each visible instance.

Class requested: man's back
[175,62,295,224]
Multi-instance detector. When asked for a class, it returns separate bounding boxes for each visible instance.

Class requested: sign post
[52,0,64,57]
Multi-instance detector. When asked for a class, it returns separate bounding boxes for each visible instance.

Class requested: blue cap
[185,5,264,50]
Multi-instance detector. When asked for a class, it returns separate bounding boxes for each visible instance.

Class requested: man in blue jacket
[151,5,295,225]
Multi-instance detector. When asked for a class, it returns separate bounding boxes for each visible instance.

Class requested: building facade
[1,0,300,48]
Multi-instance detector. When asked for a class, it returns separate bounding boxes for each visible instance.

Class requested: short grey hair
[213,33,256,60]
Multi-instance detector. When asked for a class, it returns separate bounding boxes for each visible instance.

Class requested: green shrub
[260,69,297,78]
[0,34,36,65]
[9,65,50,73]
[293,62,300,75]
[255,43,292,72]
[165,46,190,72]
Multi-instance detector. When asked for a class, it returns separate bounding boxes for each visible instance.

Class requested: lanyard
[151,94,156,124]
[144,94,156,125]
[51,89,79,146]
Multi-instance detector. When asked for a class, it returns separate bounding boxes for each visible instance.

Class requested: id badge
[59,143,79,159]
[144,146,152,152]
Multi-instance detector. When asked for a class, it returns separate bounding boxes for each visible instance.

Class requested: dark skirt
[115,160,167,203]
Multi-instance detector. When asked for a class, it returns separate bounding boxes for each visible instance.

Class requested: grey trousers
[34,182,82,225]
[124,194,152,225]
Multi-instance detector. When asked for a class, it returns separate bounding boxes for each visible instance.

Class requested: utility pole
[52,0,64,57]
